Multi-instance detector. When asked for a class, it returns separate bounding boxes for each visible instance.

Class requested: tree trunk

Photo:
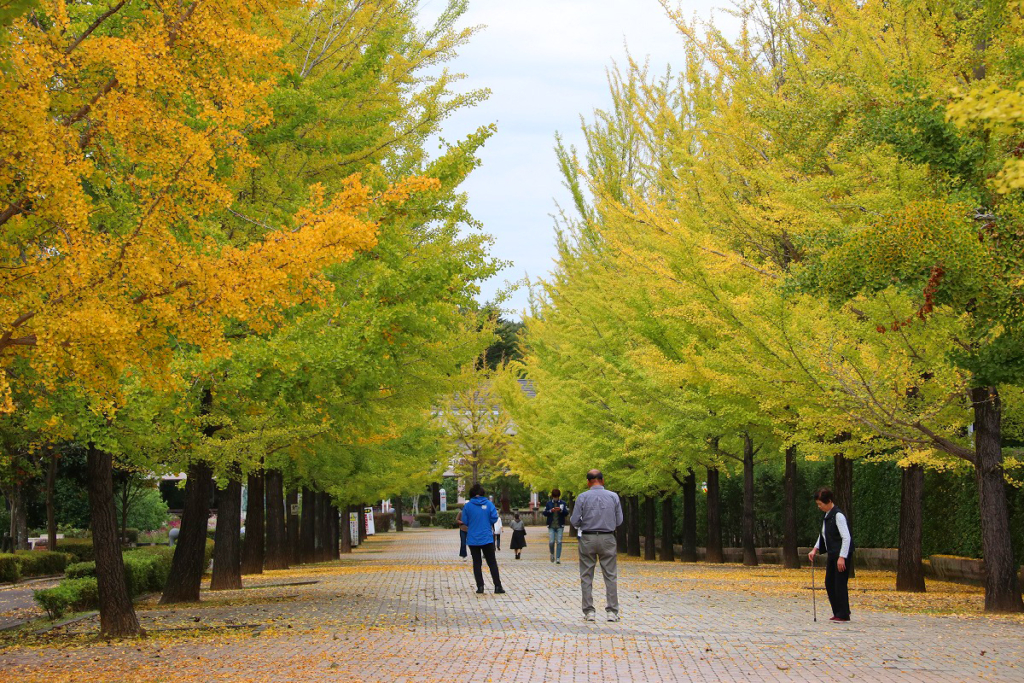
[161,461,213,604]
[626,495,641,557]
[430,483,441,512]
[317,492,331,561]
[395,497,404,532]
[340,503,352,553]
[834,452,853,527]
[681,469,697,562]
[8,484,25,551]
[300,486,316,563]
[660,495,675,562]
[706,467,723,563]
[240,471,265,575]
[742,434,758,567]
[211,478,242,591]
[331,504,340,558]
[643,496,657,560]
[46,449,58,551]
[500,481,511,514]
[971,386,1023,612]
[86,444,141,637]
[783,445,800,569]
[286,489,300,565]
[264,470,288,570]
[896,463,926,592]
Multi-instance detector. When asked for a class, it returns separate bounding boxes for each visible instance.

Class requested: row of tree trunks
[240,471,265,575]
[265,470,288,570]
[340,504,353,553]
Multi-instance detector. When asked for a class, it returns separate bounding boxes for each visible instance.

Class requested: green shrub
[372,512,394,533]
[126,546,174,593]
[414,514,432,527]
[433,511,459,529]
[121,528,140,545]
[34,577,99,619]
[65,561,96,580]
[16,551,71,577]
[59,538,94,563]
[204,538,215,568]
[0,554,21,583]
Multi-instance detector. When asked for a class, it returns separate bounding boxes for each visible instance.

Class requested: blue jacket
[462,496,499,546]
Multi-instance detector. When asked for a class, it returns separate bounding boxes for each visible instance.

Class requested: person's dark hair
[514,512,520,519]
[469,483,486,498]
[586,469,603,481]
[551,488,561,498]
[814,487,834,504]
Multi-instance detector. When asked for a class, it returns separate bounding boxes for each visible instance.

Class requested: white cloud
[417,0,738,317]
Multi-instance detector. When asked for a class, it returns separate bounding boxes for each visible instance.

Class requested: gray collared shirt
[570,485,623,533]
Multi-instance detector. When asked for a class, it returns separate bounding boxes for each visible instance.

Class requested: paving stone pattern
[1,528,1022,682]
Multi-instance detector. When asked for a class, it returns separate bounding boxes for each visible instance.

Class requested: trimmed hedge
[58,539,95,563]
[17,551,71,577]
[34,577,99,619]
[0,552,72,583]
[0,555,20,583]
[414,514,432,527]
[433,511,459,529]
[65,561,95,580]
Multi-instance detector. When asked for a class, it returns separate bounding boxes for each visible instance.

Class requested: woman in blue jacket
[461,483,505,594]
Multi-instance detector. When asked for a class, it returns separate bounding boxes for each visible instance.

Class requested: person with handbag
[509,513,527,559]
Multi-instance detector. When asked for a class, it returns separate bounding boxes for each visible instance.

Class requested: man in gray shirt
[570,469,624,622]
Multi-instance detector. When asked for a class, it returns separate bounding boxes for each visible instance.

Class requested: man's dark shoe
[494,587,506,594]
[476,587,484,594]
[829,616,850,622]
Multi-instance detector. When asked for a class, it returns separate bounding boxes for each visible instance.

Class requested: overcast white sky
[416,0,738,318]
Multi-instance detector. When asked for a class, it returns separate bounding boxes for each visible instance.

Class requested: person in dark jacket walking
[808,487,854,621]
[461,483,505,594]
[456,508,468,561]
[542,489,569,564]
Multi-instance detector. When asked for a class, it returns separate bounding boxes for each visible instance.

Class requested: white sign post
[349,512,360,546]
[439,488,448,512]
[364,506,376,535]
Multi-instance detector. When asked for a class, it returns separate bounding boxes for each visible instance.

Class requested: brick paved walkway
[1,528,1022,682]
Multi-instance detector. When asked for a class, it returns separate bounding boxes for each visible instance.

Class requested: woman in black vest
[808,487,854,621]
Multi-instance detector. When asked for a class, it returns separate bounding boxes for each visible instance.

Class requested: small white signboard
[349,512,360,546]
[364,506,376,536]
[439,488,447,512]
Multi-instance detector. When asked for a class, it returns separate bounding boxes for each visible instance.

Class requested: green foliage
[64,561,95,580]
[120,488,169,532]
[14,550,71,577]
[34,577,99,619]
[414,514,432,527]
[58,539,94,563]
[432,511,459,529]
[0,554,20,583]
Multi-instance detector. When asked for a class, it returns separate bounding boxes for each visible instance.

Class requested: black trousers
[825,553,851,618]
[469,543,502,590]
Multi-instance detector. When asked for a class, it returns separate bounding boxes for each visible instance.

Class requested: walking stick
[811,554,817,622]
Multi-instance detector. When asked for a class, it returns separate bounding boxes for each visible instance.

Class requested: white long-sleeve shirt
[813,511,851,558]
[493,517,503,534]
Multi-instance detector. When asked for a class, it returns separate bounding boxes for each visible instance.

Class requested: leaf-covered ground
[0,530,1021,683]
